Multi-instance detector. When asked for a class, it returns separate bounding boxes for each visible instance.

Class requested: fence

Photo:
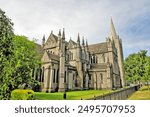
[88,85,140,100]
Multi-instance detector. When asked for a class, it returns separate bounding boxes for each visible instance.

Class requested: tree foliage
[0,9,40,99]
[124,50,150,86]
[11,35,40,90]
[0,8,14,99]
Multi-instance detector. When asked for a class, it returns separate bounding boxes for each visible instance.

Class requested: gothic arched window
[100,73,103,83]
[95,55,97,63]
[41,67,44,82]
[91,56,92,63]
[71,53,73,60]
[102,54,105,63]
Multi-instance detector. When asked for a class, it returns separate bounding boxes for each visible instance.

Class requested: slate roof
[35,43,44,58]
[88,42,108,54]
[69,39,77,45]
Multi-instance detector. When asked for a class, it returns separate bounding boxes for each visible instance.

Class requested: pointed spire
[58,29,61,36]
[86,39,88,46]
[77,33,80,43]
[42,34,45,41]
[82,36,85,46]
[51,30,53,34]
[62,28,65,39]
[109,17,117,39]
[85,39,89,52]
[42,34,45,47]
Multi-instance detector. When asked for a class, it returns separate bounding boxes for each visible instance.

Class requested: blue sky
[0,0,150,58]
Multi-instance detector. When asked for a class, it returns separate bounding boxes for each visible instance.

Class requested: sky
[0,0,150,58]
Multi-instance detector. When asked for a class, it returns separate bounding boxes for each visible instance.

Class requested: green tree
[137,50,147,83]
[124,50,149,85]
[0,9,41,99]
[12,35,40,90]
[143,56,150,90]
[0,8,14,99]
[124,53,138,84]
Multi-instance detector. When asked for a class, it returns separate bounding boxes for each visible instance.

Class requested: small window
[100,73,103,83]
[73,74,74,80]
[56,69,59,83]
[64,71,66,83]
[53,69,55,83]
[89,74,91,80]
[95,55,97,63]
[102,54,105,62]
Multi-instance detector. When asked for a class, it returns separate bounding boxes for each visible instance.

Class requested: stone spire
[42,34,45,47]
[51,30,53,34]
[57,29,61,47]
[85,39,89,52]
[82,37,85,46]
[62,28,65,40]
[77,33,81,48]
[58,29,61,36]
[86,39,88,47]
[109,18,117,39]
[77,33,80,43]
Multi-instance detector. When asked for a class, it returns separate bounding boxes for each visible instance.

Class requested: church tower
[109,18,125,87]
[76,34,81,60]
[85,40,89,61]
[58,28,66,92]
[57,29,61,48]
[76,34,84,89]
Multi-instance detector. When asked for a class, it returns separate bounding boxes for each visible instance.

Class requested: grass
[128,86,150,100]
[35,90,112,100]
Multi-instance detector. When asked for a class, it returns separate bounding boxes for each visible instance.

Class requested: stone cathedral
[40,19,125,92]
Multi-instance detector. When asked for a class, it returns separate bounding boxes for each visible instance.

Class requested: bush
[11,89,35,100]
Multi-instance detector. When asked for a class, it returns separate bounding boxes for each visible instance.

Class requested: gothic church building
[40,19,125,92]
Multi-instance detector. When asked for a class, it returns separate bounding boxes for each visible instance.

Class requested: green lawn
[35,90,112,100]
[128,86,150,100]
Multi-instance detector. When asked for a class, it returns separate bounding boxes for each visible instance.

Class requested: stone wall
[88,85,140,100]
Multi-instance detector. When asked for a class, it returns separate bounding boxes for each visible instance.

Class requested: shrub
[11,89,35,100]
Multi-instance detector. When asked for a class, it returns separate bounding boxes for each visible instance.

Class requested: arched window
[69,51,71,60]
[71,53,73,60]
[100,73,103,83]
[95,55,97,63]
[66,54,69,61]
[41,67,44,82]
[93,55,95,63]
[53,69,56,83]
[56,69,59,83]
[69,51,72,60]
[64,71,66,83]
[102,54,105,62]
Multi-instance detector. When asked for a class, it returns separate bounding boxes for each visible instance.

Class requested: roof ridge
[89,42,108,46]
[69,39,77,44]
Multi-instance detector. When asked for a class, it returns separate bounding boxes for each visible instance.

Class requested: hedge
[11,89,34,100]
